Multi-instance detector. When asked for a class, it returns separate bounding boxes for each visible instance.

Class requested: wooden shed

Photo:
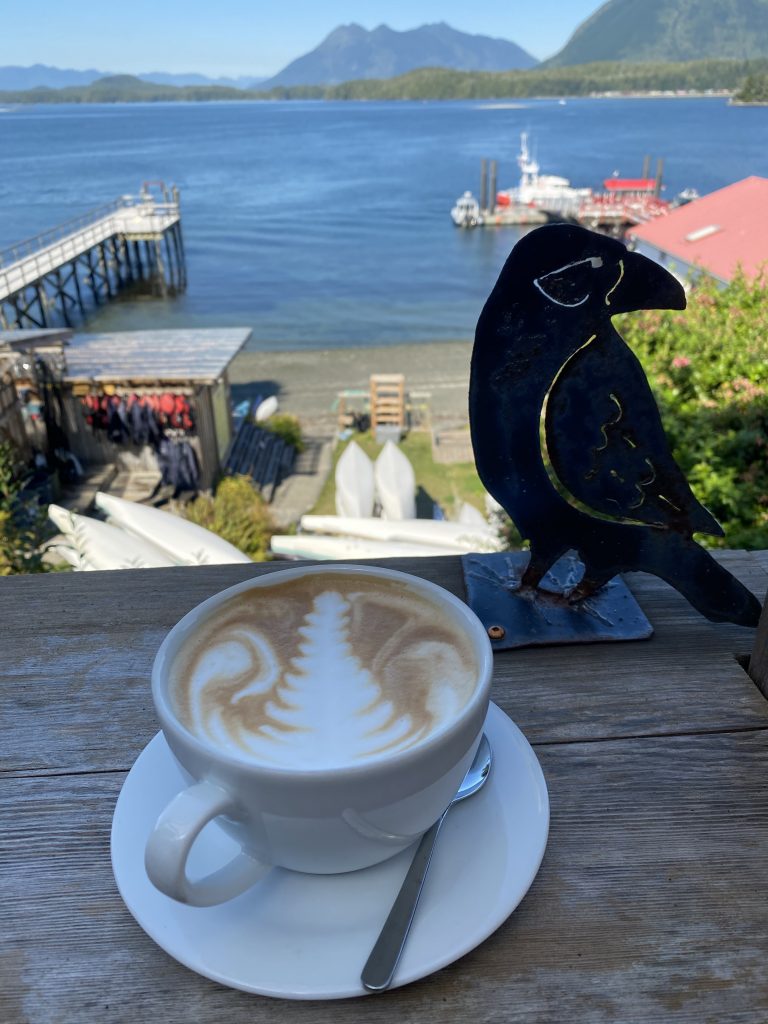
[0,328,72,461]
[60,327,252,491]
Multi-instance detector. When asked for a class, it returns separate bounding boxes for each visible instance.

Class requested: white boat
[47,505,176,570]
[255,395,279,422]
[94,492,252,565]
[270,534,452,561]
[496,132,592,214]
[334,441,375,519]
[374,440,416,520]
[299,514,503,553]
[450,190,481,227]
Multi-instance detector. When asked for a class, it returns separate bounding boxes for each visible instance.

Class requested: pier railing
[0,193,180,269]
[0,189,185,327]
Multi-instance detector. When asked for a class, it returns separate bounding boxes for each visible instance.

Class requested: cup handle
[144,779,271,906]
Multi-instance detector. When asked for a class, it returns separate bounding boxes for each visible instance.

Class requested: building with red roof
[627,176,768,285]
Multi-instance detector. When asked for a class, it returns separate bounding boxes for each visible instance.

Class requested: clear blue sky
[2,0,602,76]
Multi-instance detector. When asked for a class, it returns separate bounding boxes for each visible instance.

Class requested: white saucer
[111,702,549,1000]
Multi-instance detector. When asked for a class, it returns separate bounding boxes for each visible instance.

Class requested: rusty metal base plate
[462,551,653,651]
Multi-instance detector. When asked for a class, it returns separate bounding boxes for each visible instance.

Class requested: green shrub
[260,413,304,452]
[183,475,275,560]
[617,269,768,549]
[0,440,52,575]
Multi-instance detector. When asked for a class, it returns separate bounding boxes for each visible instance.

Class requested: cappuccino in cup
[169,572,479,770]
[146,564,492,906]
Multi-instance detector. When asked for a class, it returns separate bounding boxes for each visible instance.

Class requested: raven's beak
[607,250,686,314]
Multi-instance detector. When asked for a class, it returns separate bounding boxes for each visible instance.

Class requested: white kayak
[374,440,416,520]
[94,492,252,565]
[47,505,176,570]
[46,540,91,571]
[334,441,375,519]
[484,492,504,516]
[299,514,503,553]
[254,395,279,422]
[270,534,452,561]
[457,501,488,528]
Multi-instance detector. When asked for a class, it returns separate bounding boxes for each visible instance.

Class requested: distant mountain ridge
[546,0,768,66]
[261,22,537,87]
[9,1,768,95]
[0,64,264,90]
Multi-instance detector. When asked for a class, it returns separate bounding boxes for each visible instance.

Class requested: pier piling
[489,160,498,216]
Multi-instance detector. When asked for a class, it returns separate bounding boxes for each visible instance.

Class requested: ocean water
[1,97,767,351]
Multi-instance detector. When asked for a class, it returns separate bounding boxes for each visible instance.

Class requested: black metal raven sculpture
[469,223,760,628]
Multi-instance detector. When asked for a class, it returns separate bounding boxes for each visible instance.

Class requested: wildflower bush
[617,270,768,548]
[183,474,275,560]
[0,440,52,574]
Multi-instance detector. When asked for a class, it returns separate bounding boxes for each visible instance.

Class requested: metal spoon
[361,733,493,992]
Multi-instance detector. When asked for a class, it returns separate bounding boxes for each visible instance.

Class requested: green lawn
[309,431,487,519]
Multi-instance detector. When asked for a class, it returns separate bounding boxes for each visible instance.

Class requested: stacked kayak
[47,505,175,571]
[299,514,502,553]
[94,492,251,565]
[374,441,416,520]
[269,535,454,560]
[269,438,503,561]
[334,441,375,518]
[48,494,252,570]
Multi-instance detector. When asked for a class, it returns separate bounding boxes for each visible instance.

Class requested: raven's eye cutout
[534,256,604,307]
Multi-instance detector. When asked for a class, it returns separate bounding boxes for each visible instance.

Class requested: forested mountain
[1,60,764,105]
[546,0,768,66]
[261,22,537,87]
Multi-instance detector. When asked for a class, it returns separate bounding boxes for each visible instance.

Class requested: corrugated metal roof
[0,328,72,347]
[628,176,768,282]
[63,328,252,384]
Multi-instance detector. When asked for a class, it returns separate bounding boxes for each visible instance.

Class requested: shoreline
[229,339,474,427]
[0,92,736,107]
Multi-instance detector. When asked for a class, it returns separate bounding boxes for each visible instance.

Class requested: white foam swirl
[182,588,473,768]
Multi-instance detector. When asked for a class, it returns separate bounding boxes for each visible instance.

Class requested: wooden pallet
[369,373,405,429]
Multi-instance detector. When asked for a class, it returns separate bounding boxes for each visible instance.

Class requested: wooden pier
[0,184,186,330]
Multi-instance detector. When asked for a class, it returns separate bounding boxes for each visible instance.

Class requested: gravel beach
[228,340,474,431]
[228,340,476,526]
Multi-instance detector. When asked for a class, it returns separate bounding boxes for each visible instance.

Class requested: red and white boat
[495,132,592,215]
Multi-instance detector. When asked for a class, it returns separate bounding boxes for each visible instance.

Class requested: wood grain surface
[748,588,768,697]
[1,553,767,1023]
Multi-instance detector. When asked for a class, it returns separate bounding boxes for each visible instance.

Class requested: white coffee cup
[145,564,493,906]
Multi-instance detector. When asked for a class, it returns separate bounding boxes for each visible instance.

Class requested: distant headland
[0,59,765,105]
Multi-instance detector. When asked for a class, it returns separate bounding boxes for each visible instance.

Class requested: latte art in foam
[169,574,478,769]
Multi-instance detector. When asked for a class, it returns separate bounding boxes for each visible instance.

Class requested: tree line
[2,59,768,104]
[732,72,768,103]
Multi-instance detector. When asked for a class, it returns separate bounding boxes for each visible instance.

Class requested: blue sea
[1,97,767,350]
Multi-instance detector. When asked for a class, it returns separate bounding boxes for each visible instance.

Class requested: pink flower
[672,356,691,369]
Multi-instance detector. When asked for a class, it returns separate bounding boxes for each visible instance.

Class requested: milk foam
[170,575,478,770]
